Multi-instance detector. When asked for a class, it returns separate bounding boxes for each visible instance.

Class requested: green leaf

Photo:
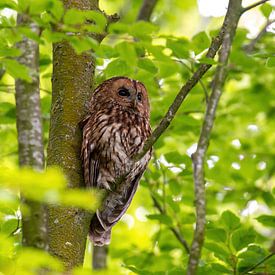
[220,210,240,231]
[58,189,100,211]
[231,228,256,251]
[0,0,17,9]
[69,36,98,54]
[206,228,227,242]
[2,58,32,82]
[266,57,275,67]
[262,191,275,208]
[157,60,180,77]
[64,9,106,29]
[18,26,41,42]
[147,214,173,226]
[168,180,182,195]
[198,57,217,65]
[115,42,137,67]
[96,44,118,58]
[191,31,210,54]
[164,152,192,166]
[63,9,88,25]
[166,38,190,59]
[39,55,52,67]
[138,58,158,74]
[237,246,267,273]
[105,59,130,78]
[18,0,53,15]
[108,22,129,34]
[42,29,67,43]
[211,263,232,274]
[129,21,158,39]
[50,0,64,21]
[0,218,18,235]
[256,215,275,227]
[16,248,63,272]
[260,3,273,18]
[204,242,231,263]
[0,45,21,57]
[142,43,171,62]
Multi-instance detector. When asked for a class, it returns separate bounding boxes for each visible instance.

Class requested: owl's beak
[130,90,138,108]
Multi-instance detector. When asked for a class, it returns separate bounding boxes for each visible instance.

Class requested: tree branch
[133,2,235,162]
[187,1,242,274]
[244,19,275,53]
[137,0,159,21]
[15,14,47,249]
[151,194,190,254]
[240,252,275,274]
[242,0,270,13]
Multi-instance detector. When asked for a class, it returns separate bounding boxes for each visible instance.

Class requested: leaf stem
[240,252,275,274]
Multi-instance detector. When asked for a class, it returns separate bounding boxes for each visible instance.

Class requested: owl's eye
[137,92,142,101]
[118,88,130,97]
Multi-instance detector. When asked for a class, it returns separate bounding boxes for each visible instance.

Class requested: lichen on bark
[46,0,99,268]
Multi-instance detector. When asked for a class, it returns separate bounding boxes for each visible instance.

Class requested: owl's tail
[89,213,111,246]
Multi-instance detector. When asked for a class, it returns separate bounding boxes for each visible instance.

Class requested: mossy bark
[47,0,98,268]
[15,14,47,248]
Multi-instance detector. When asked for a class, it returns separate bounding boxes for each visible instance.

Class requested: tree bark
[137,0,159,21]
[47,0,98,269]
[92,246,108,269]
[15,14,47,248]
[187,1,242,274]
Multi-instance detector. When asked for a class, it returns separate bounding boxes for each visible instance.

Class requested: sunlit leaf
[2,58,32,82]
[256,215,275,227]
[266,57,275,67]
[220,210,240,231]
[231,228,256,252]
[260,3,273,18]
[147,214,173,226]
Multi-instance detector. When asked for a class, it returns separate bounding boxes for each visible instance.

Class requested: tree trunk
[15,14,47,248]
[47,0,98,269]
[92,246,108,269]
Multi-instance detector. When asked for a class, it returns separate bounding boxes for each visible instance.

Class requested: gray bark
[187,1,242,274]
[92,246,108,269]
[15,14,47,248]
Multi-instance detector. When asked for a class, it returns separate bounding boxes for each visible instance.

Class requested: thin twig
[244,19,275,53]
[174,58,209,103]
[187,1,242,274]
[151,194,190,254]
[0,69,5,80]
[242,0,270,13]
[240,252,275,274]
[133,0,235,162]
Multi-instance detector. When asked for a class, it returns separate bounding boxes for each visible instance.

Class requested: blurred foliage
[0,0,275,274]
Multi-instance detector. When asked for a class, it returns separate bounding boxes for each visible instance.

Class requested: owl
[81,76,152,246]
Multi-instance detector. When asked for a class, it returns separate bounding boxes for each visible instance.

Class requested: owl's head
[92,77,150,118]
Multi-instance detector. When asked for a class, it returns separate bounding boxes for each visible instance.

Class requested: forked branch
[242,0,271,13]
[187,1,242,274]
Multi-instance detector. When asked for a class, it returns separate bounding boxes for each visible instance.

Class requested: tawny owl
[81,76,152,246]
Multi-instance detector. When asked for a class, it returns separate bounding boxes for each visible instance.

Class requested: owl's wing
[89,150,100,188]
[81,116,100,188]
[98,169,145,228]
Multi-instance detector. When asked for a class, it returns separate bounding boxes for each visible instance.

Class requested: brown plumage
[81,76,152,246]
